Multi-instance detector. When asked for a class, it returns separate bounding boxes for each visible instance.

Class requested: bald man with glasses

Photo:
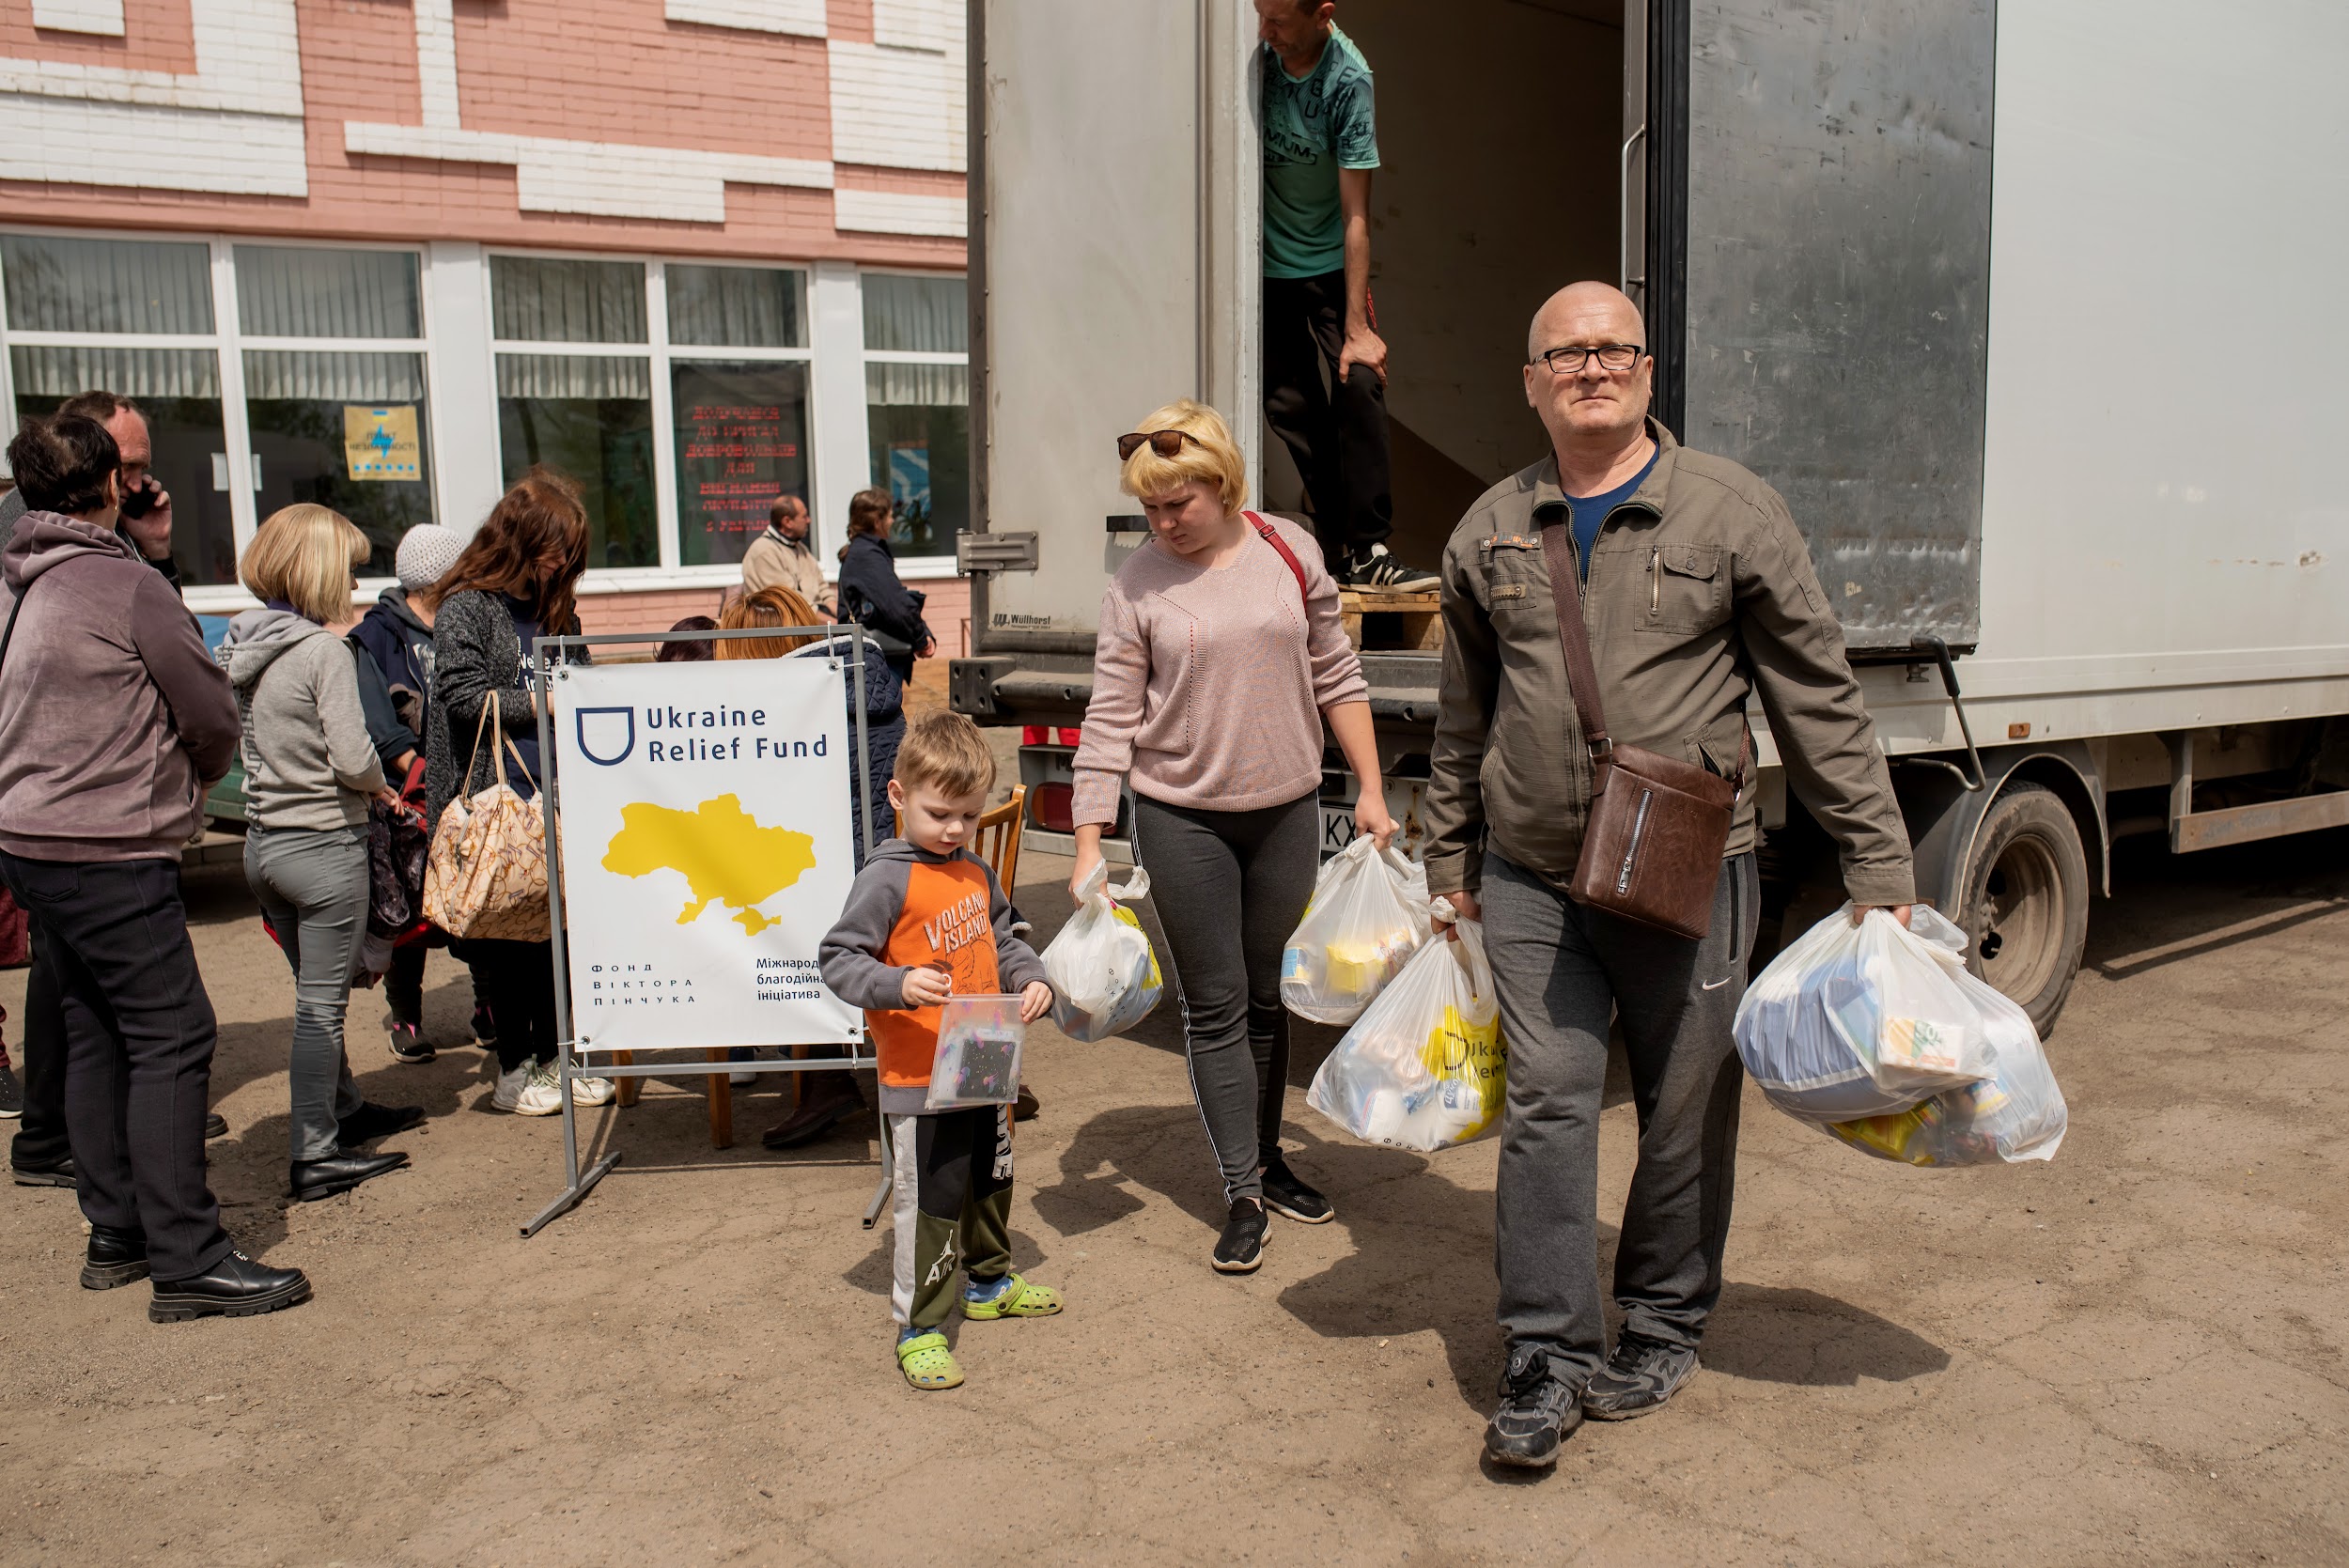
[1423,282,1916,1468]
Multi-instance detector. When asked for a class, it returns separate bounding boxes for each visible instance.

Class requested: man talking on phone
[0,389,179,591]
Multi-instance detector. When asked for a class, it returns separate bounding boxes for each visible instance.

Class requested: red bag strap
[1245,512,1311,599]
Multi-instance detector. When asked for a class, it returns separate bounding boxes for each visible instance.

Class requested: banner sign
[549,658,862,1052]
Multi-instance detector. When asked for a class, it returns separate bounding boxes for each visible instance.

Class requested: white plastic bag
[1043,862,1163,1043]
[1281,835,1433,1025]
[1819,957,2068,1167]
[1308,901,1507,1152]
[1734,904,2000,1122]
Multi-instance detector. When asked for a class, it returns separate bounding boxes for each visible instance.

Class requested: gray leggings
[244,825,367,1163]
[1130,790,1319,1206]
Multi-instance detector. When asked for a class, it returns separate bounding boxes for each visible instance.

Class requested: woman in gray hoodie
[220,505,418,1203]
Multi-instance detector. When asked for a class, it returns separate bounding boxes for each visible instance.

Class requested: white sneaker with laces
[512,1065,566,1112]
[570,1073,615,1107]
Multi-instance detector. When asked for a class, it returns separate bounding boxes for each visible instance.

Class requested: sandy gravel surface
[2,829,2343,1567]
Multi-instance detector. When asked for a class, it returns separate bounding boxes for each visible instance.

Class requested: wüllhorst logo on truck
[572,705,832,768]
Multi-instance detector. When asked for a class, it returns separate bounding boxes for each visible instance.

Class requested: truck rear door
[970,0,1256,646]
[1646,0,1997,652]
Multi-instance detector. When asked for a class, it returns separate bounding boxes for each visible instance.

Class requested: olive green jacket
[1423,422,1916,908]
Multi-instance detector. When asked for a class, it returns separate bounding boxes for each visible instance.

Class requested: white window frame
[857,265,970,583]
[485,248,821,595]
[0,224,440,613]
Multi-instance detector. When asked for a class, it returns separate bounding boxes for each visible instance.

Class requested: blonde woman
[1069,399,1396,1273]
[221,505,416,1203]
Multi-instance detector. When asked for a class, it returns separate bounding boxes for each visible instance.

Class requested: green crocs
[961,1272,1063,1320]
[896,1331,964,1390]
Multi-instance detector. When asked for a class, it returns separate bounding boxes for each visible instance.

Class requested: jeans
[1130,790,1320,1206]
[244,825,369,1163]
[1263,269,1393,562]
[0,851,232,1281]
[1483,850,1760,1390]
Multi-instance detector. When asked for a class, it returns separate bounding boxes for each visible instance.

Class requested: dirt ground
[3,820,2346,1568]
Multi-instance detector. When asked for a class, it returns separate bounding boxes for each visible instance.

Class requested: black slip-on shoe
[1580,1329,1700,1421]
[204,1112,229,1141]
[11,1155,74,1188]
[81,1223,150,1290]
[1485,1345,1584,1469]
[471,1003,498,1050]
[149,1250,312,1323]
[1212,1198,1268,1274]
[1260,1155,1334,1224]
[288,1147,410,1203]
[338,1100,427,1143]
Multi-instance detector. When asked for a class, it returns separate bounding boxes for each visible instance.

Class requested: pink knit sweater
[1070,515,1368,827]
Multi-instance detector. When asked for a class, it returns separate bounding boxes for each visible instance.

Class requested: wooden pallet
[1340,588,1442,652]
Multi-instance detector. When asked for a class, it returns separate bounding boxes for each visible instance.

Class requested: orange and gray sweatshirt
[818,836,1050,1115]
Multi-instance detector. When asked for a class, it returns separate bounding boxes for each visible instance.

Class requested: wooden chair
[894,784,1027,892]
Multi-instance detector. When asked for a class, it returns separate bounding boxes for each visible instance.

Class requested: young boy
[820,711,1059,1389]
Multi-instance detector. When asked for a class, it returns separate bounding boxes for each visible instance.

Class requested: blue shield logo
[575,706,635,766]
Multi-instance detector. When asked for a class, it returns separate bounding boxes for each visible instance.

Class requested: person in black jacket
[348,522,491,1065]
[420,471,611,1118]
[834,487,936,689]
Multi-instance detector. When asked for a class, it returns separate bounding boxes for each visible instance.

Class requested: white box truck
[948,0,2349,1032]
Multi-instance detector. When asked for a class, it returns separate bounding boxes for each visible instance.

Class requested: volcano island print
[600,795,817,935]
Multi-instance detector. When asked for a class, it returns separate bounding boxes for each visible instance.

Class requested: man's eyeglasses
[1116,429,1202,460]
[1533,344,1647,376]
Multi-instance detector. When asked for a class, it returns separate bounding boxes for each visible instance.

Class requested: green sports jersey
[1260,26,1379,280]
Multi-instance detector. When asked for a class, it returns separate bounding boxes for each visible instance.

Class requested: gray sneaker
[1484,1344,1583,1468]
[1580,1329,1700,1420]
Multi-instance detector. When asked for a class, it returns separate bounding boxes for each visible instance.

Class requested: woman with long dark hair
[834,487,935,690]
[419,470,613,1117]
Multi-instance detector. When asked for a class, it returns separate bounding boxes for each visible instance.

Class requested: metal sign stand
[521,622,893,1238]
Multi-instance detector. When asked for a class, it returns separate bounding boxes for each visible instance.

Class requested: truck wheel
[1956,783,2089,1036]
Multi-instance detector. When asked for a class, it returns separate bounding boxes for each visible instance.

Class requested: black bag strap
[0,578,32,680]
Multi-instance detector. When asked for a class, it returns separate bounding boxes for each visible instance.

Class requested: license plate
[1319,804,1358,855]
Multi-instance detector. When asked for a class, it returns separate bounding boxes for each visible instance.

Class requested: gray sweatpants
[1131,790,1319,1206]
[1483,849,1759,1390]
[244,825,368,1163]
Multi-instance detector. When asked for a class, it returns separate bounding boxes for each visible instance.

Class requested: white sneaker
[570,1073,615,1108]
[509,1061,568,1122]
[728,1070,755,1087]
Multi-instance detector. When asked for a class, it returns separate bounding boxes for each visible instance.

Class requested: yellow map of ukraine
[600,795,817,935]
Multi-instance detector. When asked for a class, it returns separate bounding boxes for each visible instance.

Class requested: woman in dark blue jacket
[833,487,935,689]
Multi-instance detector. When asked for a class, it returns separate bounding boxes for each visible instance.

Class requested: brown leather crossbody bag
[1539,520,1746,939]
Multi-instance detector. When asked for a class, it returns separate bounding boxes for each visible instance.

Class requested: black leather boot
[288,1146,410,1203]
[148,1250,312,1323]
[81,1223,150,1290]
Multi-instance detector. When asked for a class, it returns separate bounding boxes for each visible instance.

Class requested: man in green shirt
[1256,0,1433,591]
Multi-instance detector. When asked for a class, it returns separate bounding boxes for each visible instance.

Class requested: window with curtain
[236,245,422,340]
[665,264,814,567]
[490,256,658,568]
[244,349,433,567]
[862,272,969,558]
[495,353,659,570]
[1,233,237,586]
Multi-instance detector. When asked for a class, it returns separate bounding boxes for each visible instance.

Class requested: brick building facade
[0,0,972,645]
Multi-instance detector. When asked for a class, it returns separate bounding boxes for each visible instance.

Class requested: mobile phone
[118,476,157,519]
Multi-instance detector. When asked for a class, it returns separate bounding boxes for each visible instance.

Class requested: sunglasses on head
[1116,429,1202,461]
